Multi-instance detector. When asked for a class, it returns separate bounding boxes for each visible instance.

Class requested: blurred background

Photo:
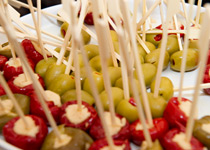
[13,0,210,16]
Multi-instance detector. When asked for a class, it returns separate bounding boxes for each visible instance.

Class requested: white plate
[0,1,208,150]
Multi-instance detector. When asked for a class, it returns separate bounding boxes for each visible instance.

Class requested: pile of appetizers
[0,0,210,150]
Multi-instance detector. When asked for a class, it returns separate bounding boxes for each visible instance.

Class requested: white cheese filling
[54,134,72,149]
[179,101,197,118]
[0,99,15,116]
[13,116,39,137]
[6,58,22,68]
[172,132,192,150]
[135,123,150,131]
[101,144,125,150]
[13,73,39,88]
[65,104,91,124]
[201,123,210,134]
[104,112,126,136]
[44,90,61,107]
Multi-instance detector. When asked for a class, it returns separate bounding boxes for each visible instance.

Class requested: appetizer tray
[0,0,208,150]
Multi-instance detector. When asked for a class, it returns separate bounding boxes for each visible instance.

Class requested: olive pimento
[89,139,131,150]
[130,118,169,146]
[3,57,35,81]
[29,90,61,125]
[21,39,44,65]
[60,100,97,131]
[89,112,130,141]
[3,115,48,150]
[7,73,45,96]
[163,97,194,128]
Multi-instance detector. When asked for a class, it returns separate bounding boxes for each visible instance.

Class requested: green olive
[35,57,57,78]
[145,29,162,46]
[116,98,138,123]
[44,64,66,88]
[189,39,199,50]
[0,94,30,130]
[41,125,93,150]
[0,42,12,58]
[89,55,113,72]
[71,67,88,85]
[114,77,141,97]
[170,48,199,72]
[54,47,70,58]
[99,87,124,110]
[47,74,75,95]
[106,67,122,86]
[84,44,99,60]
[110,30,118,42]
[60,22,91,45]
[83,71,104,95]
[145,48,169,70]
[158,35,179,55]
[113,41,120,54]
[71,53,84,68]
[150,77,174,101]
[147,92,167,118]
[61,89,94,105]
[138,41,156,58]
[134,63,157,87]
[193,116,210,148]
[144,139,163,150]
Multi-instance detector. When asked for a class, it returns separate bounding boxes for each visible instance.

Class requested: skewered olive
[99,87,124,110]
[0,42,12,58]
[47,74,75,95]
[35,57,57,78]
[145,29,162,46]
[107,67,122,86]
[170,48,199,72]
[145,48,170,70]
[150,77,174,101]
[61,89,94,105]
[157,35,179,55]
[84,44,99,60]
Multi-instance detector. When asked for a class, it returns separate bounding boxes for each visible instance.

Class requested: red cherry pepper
[3,115,48,150]
[89,139,131,150]
[84,12,94,25]
[130,118,169,146]
[203,64,210,95]
[3,58,35,81]
[7,74,45,96]
[89,112,130,141]
[29,91,61,125]
[21,39,44,65]
[0,55,8,71]
[160,123,204,150]
[60,100,97,131]
[163,97,191,128]
[0,84,6,96]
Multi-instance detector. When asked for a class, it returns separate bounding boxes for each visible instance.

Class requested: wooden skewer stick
[174,83,210,92]
[77,0,89,33]
[142,0,147,42]
[0,9,62,141]
[173,15,183,51]
[96,19,116,124]
[159,0,164,25]
[27,0,47,61]
[186,4,210,142]
[1,2,17,63]
[137,0,161,30]
[138,29,185,34]
[133,0,140,32]
[67,1,82,110]
[121,0,153,128]
[154,0,180,98]
[0,98,5,110]
[120,0,153,146]
[195,0,202,27]
[0,73,29,128]
[178,0,195,102]
[79,24,115,150]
